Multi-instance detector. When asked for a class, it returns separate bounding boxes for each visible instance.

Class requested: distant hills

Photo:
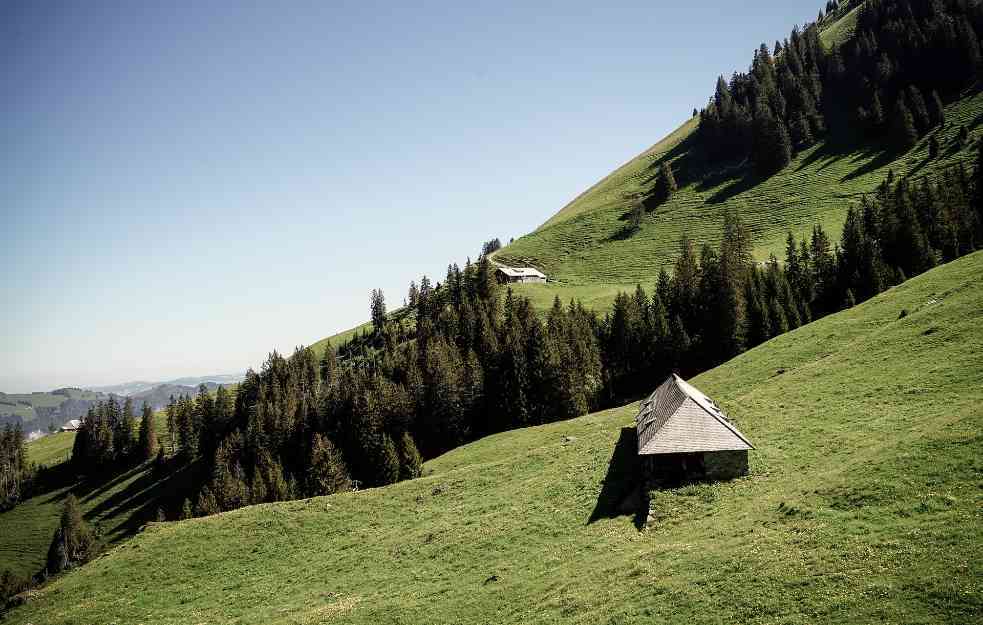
[0,374,244,435]
[0,388,105,436]
[87,373,245,397]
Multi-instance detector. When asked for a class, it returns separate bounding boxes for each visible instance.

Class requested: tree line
[134,142,981,524]
[695,0,982,178]
[71,397,158,473]
[603,145,983,404]
[140,254,604,520]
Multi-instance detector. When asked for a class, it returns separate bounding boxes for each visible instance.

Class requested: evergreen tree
[46,494,95,574]
[45,527,67,575]
[307,433,351,495]
[744,270,771,347]
[928,90,945,128]
[115,397,136,461]
[628,200,644,233]
[375,433,400,487]
[868,90,885,129]
[650,162,678,207]
[668,315,691,373]
[752,102,792,175]
[396,432,423,480]
[370,288,387,335]
[138,402,157,462]
[892,96,918,150]
[153,445,167,477]
[767,296,788,337]
[958,126,970,147]
[670,234,701,332]
[194,485,220,517]
[905,86,930,135]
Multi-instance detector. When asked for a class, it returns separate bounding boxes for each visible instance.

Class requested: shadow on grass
[605,219,642,242]
[587,427,646,530]
[22,456,207,547]
[706,171,764,204]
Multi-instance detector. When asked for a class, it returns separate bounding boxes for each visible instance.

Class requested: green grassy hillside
[24,432,77,469]
[495,89,982,301]
[0,414,175,578]
[9,250,981,624]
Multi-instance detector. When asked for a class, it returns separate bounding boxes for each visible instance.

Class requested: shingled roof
[635,374,753,455]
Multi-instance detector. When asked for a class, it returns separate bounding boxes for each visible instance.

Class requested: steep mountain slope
[495,87,983,305]
[9,251,981,624]
[310,4,981,350]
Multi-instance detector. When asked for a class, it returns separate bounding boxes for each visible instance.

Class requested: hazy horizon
[2,0,823,393]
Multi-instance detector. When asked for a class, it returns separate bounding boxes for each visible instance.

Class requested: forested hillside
[8,248,982,624]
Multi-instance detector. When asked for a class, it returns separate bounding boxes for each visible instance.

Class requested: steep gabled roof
[635,374,753,455]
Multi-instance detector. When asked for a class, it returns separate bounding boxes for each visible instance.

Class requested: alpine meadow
[2,1,983,623]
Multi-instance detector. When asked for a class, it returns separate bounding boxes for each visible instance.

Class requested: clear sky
[1,0,823,392]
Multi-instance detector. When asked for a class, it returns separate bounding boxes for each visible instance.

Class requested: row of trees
[695,0,983,177]
[807,157,983,305]
[150,141,982,521]
[604,143,983,401]
[157,253,606,519]
[71,398,157,473]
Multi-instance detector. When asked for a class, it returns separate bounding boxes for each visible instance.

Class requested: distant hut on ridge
[635,374,753,482]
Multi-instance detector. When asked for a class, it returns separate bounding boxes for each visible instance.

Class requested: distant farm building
[496,266,547,284]
[635,374,753,482]
[60,419,81,432]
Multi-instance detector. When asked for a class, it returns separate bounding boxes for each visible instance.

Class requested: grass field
[8,250,981,624]
[25,432,77,469]
[0,413,175,579]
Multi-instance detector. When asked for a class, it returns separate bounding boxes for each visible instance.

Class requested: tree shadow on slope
[839,143,907,183]
[32,457,207,544]
[97,461,206,542]
[587,427,646,530]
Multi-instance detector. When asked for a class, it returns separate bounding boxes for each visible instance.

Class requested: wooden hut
[495,266,547,284]
[635,374,753,482]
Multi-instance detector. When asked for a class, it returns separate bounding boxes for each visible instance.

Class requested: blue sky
[1,0,823,392]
